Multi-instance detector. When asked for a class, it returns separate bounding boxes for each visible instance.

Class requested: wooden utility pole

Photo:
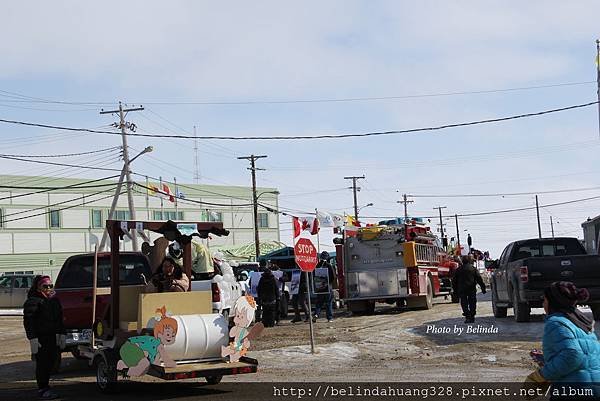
[344,175,365,221]
[398,194,414,222]
[455,214,460,246]
[536,195,542,239]
[433,206,447,239]
[238,155,267,260]
[99,102,144,251]
[550,216,555,238]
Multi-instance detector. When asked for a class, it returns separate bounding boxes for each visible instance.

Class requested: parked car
[490,237,600,322]
[0,274,35,308]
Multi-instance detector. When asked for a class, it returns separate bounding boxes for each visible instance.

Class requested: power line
[132,182,254,207]
[2,191,124,224]
[0,146,121,158]
[411,185,600,198]
[0,154,122,172]
[1,81,593,106]
[0,174,121,202]
[0,100,596,141]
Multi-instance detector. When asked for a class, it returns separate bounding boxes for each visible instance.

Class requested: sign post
[294,237,318,354]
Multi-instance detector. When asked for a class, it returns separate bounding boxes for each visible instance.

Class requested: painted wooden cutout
[117,305,178,376]
[221,295,264,363]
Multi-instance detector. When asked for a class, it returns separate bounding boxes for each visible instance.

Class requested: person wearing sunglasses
[23,275,66,400]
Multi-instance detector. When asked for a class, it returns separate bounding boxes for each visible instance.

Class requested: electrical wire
[410,185,600,198]
[0,100,596,141]
[2,191,124,224]
[0,154,122,172]
[0,146,121,158]
[0,174,120,202]
[132,182,254,207]
[2,81,593,105]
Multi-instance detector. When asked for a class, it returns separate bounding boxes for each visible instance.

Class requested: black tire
[279,293,289,318]
[95,353,118,394]
[590,305,600,321]
[512,288,531,322]
[491,283,507,318]
[423,278,433,310]
[205,375,223,385]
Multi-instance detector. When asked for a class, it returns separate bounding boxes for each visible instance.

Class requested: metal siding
[5,209,47,229]
[61,209,90,229]
[48,193,84,205]
[11,193,48,205]
[0,233,12,253]
[13,233,51,253]
[51,232,86,253]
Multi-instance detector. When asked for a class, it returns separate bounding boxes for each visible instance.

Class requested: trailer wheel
[95,353,119,393]
[205,375,223,385]
[491,283,507,318]
[512,290,531,322]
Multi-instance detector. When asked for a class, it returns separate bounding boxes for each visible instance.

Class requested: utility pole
[397,194,414,222]
[433,206,447,239]
[193,126,200,184]
[238,155,267,260]
[550,216,555,238]
[596,40,600,139]
[455,214,460,246]
[536,195,542,239]
[344,175,365,220]
[99,102,144,251]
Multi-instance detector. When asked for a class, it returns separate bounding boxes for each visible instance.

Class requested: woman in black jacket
[23,275,65,400]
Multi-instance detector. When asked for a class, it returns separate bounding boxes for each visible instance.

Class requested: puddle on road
[252,342,360,368]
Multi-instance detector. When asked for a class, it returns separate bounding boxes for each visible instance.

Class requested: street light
[356,202,373,224]
[253,190,280,260]
[98,145,154,251]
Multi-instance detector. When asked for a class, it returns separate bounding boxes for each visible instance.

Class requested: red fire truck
[335,219,458,314]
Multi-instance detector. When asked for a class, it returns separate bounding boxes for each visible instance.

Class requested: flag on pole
[316,211,334,227]
[147,184,160,197]
[176,189,185,199]
[293,216,320,236]
[331,213,344,228]
[162,184,175,202]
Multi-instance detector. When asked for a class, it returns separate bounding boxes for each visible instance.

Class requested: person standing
[452,254,486,323]
[291,270,310,323]
[313,251,338,323]
[257,268,280,327]
[523,281,600,398]
[23,275,66,400]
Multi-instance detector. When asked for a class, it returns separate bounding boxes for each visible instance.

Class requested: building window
[49,209,61,228]
[115,210,131,221]
[91,209,103,228]
[258,212,269,228]
[207,211,222,222]
[153,211,184,220]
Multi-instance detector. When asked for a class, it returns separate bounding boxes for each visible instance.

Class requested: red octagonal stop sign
[294,237,318,272]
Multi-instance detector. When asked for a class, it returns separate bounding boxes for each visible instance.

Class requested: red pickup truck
[54,252,152,357]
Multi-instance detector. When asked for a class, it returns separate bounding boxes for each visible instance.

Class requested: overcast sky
[2,1,600,256]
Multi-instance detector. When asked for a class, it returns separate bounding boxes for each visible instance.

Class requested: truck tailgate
[525,255,600,290]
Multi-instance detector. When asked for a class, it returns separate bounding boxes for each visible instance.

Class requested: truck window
[0,276,12,289]
[56,255,151,289]
[511,239,585,261]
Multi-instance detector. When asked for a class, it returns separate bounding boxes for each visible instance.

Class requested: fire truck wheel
[491,283,507,318]
[423,278,433,310]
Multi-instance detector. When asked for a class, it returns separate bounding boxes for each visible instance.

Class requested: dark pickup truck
[490,237,600,322]
[54,252,152,357]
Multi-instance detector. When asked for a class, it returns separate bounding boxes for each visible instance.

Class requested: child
[117,306,178,376]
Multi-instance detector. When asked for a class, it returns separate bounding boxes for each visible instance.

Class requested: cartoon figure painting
[221,295,264,363]
[117,306,178,376]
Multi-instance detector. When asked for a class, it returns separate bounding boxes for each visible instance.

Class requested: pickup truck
[54,252,152,356]
[490,237,600,322]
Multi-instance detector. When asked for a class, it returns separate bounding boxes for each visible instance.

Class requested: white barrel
[164,314,229,361]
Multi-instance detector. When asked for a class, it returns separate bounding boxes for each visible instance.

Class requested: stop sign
[294,237,318,272]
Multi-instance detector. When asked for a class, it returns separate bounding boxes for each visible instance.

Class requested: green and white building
[0,175,280,278]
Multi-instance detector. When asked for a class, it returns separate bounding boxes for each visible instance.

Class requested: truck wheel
[512,290,530,322]
[205,375,223,385]
[590,305,600,321]
[95,353,119,394]
[491,284,507,318]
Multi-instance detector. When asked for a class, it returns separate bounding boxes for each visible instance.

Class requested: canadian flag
[292,216,319,238]
[162,184,175,203]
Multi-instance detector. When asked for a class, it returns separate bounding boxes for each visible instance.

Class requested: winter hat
[548,281,589,309]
